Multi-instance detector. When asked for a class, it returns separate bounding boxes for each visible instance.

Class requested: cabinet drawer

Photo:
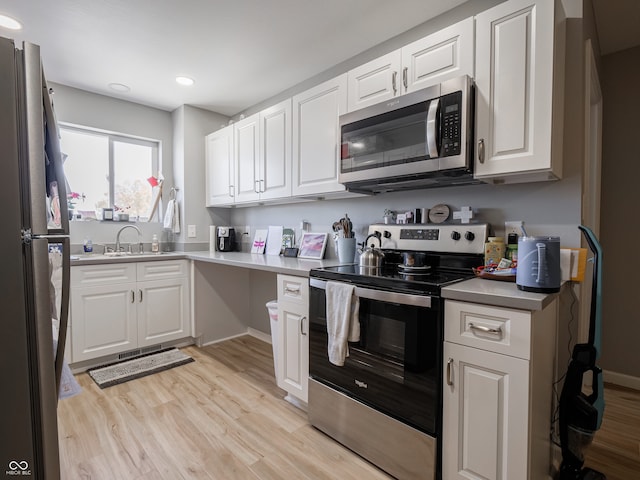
[445,300,532,360]
[277,274,309,305]
[72,263,136,287]
[137,260,188,281]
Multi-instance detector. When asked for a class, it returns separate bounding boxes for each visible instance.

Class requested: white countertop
[71,250,342,277]
[442,277,558,311]
[186,251,343,277]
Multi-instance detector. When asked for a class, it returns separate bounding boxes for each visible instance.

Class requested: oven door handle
[309,278,432,308]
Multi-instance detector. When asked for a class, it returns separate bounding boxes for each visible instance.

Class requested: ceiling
[592,0,640,55]
[0,0,468,116]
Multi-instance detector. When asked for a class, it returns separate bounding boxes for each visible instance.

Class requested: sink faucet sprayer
[115,225,143,253]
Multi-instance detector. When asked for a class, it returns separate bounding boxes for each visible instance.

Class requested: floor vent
[117,345,163,361]
[141,344,163,355]
[118,349,141,360]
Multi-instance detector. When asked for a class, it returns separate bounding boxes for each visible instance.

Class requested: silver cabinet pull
[478,138,485,164]
[254,180,260,194]
[300,316,307,336]
[391,71,398,95]
[469,322,502,337]
[402,67,408,91]
[229,185,235,198]
[260,179,265,193]
[285,285,301,294]
[131,290,135,303]
[139,289,143,303]
[446,358,453,386]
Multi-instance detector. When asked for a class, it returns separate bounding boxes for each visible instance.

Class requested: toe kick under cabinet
[70,260,190,364]
[443,299,558,480]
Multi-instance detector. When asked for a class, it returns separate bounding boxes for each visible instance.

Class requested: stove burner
[398,264,432,274]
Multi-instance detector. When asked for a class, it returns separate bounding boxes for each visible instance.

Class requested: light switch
[187,225,197,238]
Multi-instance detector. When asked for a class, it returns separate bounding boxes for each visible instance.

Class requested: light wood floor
[583,383,640,480]
[59,336,640,480]
[57,336,393,479]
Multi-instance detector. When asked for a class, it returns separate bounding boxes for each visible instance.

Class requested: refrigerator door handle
[54,237,70,393]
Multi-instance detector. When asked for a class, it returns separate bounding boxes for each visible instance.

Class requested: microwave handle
[426,98,439,158]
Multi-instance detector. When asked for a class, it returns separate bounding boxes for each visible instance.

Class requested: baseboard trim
[247,327,271,344]
[604,369,640,391]
[200,328,271,347]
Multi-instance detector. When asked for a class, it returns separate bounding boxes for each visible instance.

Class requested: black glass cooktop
[310,263,476,296]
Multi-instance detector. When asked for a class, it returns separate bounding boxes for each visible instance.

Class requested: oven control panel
[368,223,488,254]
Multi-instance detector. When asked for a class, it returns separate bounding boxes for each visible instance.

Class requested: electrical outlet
[243,225,251,240]
[187,225,197,238]
[505,221,524,236]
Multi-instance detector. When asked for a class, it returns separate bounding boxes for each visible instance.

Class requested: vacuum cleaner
[558,225,606,480]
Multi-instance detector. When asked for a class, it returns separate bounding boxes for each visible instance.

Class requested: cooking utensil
[402,252,427,267]
[359,233,384,268]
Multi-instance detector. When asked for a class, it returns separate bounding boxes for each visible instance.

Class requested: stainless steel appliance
[339,75,478,193]
[308,223,487,480]
[1,37,71,479]
[215,226,236,251]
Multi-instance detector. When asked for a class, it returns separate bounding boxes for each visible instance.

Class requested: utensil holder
[337,237,357,263]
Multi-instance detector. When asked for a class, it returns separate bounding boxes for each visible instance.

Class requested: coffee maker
[216,226,236,252]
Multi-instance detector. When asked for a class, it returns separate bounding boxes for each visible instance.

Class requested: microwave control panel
[440,91,462,157]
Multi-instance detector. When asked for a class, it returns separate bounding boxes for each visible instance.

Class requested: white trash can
[266,300,280,383]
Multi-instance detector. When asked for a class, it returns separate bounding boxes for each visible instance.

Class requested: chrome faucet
[115,225,143,253]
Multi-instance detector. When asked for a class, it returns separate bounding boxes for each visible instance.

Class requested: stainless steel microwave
[339,75,477,193]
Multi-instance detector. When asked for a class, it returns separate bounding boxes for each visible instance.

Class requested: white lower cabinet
[443,299,558,480]
[71,260,190,363]
[276,274,309,403]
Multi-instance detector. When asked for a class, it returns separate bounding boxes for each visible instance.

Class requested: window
[59,126,160,221]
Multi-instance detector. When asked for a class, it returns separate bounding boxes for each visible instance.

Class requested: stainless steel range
[308,223,488,480]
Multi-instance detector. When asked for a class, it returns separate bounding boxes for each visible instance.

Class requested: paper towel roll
[209,226,217,253]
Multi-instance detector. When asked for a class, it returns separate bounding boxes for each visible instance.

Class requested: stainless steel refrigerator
[0,36,70,479]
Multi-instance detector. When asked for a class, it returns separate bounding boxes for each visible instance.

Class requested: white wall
[50,82,174,248]
[172,105,231,250]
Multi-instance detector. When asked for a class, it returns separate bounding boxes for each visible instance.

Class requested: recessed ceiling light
[176,76,195,86]
[108,83,131,93]
[0,14,22,30]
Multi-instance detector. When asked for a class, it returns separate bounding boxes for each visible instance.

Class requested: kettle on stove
[516,235,561,293]
[359,233,385,269]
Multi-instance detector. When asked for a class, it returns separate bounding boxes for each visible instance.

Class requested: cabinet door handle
[469,322,502,337]
[229,185,235,198]
[139,289,143,303]
[391,71,398,95]
[285,285,300,294]
[402,67,408,91]
[300,316,307,336]
[446,358,454,386]
[131,290,135,303]
[254,179,260,194]
[260,179,265,193]
[478,138,485,164]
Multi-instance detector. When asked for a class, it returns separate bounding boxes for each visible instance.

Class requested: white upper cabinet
[258,99,292,201]
[292,74,348,197]
[402,17,474,94]
[205,126,234,206]
[234,113,261,204]
[474,0,565,183]
[347,18,474,112]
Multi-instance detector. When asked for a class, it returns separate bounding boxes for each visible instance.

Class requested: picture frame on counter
[298,232,328,259]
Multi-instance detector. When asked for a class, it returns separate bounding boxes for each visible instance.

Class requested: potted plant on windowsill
[67,192,85,220]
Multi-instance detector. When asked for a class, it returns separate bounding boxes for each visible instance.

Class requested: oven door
[308,278,442,436]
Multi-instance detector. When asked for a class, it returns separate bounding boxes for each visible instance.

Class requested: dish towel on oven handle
[325,281,360,366]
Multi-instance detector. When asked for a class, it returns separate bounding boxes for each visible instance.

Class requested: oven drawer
[277,274,308,305]
[444,300,532,360]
